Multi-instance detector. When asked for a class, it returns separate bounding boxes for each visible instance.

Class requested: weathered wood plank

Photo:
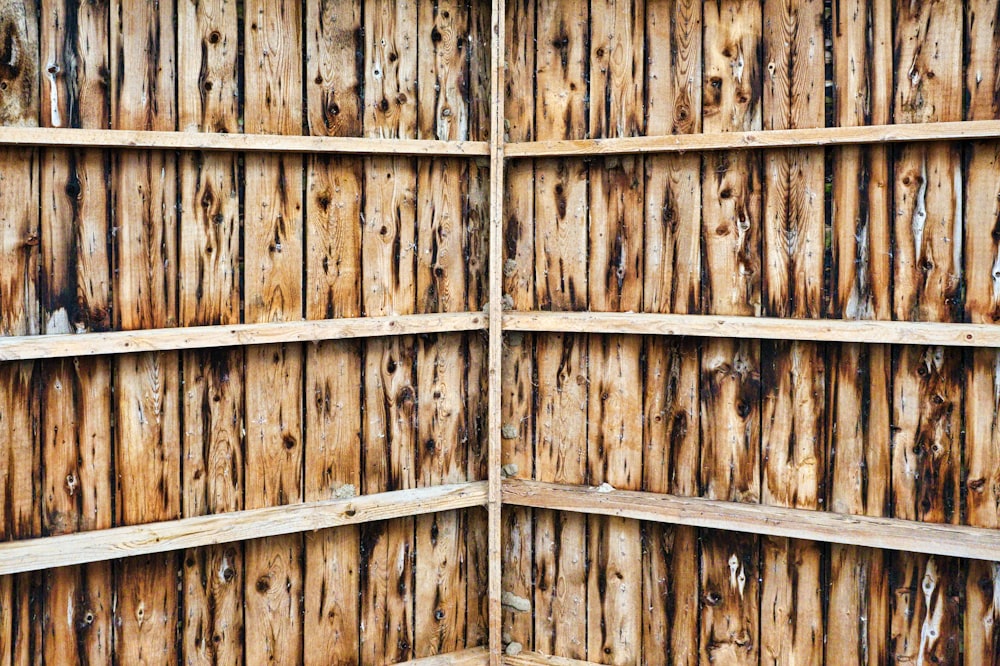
[699,3,762,664]
[759,2,825,663]
[38,0,112,662]
[532,0,589,659]
[361,2,420,662]
[641,1,701,662]
[304,2,364,662]
[109,1,180,662]
[501,0,537,653]
[890,2,965,663]
[177,0,244,663]
[965,2,1000,663]
[243,2,304,664]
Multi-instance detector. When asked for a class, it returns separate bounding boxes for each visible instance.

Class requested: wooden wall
[0,0,490,664]
[501,0,1000,664]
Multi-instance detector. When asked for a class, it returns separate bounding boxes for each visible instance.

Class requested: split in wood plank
[0,126,488,156]
[503,480,1000,563]
[504,119,1000,157]
[0,313,486,361]
[503,311,1000,348]
[0,482,487,576]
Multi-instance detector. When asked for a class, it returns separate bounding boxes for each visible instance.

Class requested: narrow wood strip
[503,311,1000,348]
[0,125,488,156]
[0,313,486,361]
[0,482,487,576]
[504,651,600,666]
[505,119,1000,157]
[503,481,1000,563]
[400,647,490,665]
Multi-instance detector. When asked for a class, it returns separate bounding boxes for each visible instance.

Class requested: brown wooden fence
[1,0,1000,665]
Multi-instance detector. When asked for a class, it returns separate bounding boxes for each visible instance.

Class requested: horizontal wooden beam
[503,311,1000,348]
[504,652,599,666]
[402,648,490,665]
[0,482,487,576]
[0,313,486,361]
[503,480,1000,562]
[0,126,489,157]
[504,119,1000,158]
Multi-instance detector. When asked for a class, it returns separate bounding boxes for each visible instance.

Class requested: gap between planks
[0,313,485,361]
[503,480,1000,563]
[503,311,1000,348]
[504,118,1000,157]
[0,482,487,576]
[0,126,488,156]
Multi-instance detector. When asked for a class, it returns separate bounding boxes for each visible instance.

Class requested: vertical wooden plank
[501,0,536,653]
[415,0,471,655]
[0,1,39,663]
[827,1,892,664]
[361,2,419,663]
[243,1,304,664]
[110,1,180,662]
[176,0,243,663]
[586,1,643,663]
[759,2,825,664]
[641,1,701,663]
[304,1,364,663]
[38,0,113,662]
[699,3,761,665]
[532,0,589,659]
[890,2,964,664]
[965,2,1000,663]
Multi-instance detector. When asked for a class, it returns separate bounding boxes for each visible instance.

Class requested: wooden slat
[0,125,488,156]
[502,311,1000,347]
[504,651,600,666]
[38,0,112,662]
[759,2,825,663]
[0,313,485,361]
[401,646,490,665]
[504,119,1000,158]
[303,1,364,662]
[110,1,180,661]
[890,2,965,662]
[827,1,893,663]
[965,1,1000,662]
[177,0,244,663]
[503,481,1000,563]
[0,483,488,577]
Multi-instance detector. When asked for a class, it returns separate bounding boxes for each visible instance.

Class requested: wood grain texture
[501,0,537,653]
[891,2,964,663]
[38,0,112,662]
[109,1,180,662]
[304,2,364,662]
[759,2,825,663]
[532,1,589,660]
[177,1,244,663]
[700,3,762,664]
[243,2,304,664]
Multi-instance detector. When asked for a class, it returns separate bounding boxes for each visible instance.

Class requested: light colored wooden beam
[0,312,486,361]
[401,647,490,665]
[503,311,1000,348]
[0,482,487,576]
[504,652,600,666]
[503,480,1000,563]
[0,126,489,157]
[504,119,1000,158]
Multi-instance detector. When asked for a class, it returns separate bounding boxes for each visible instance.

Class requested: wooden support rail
[0,482,487,576]
[0,126,489,156]
[503,311,1000,348]
[503,118,1000,158]
[402,648,490,665]
[502,480,1000,563]
[504,653,598,666]
[0,313,486,361]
